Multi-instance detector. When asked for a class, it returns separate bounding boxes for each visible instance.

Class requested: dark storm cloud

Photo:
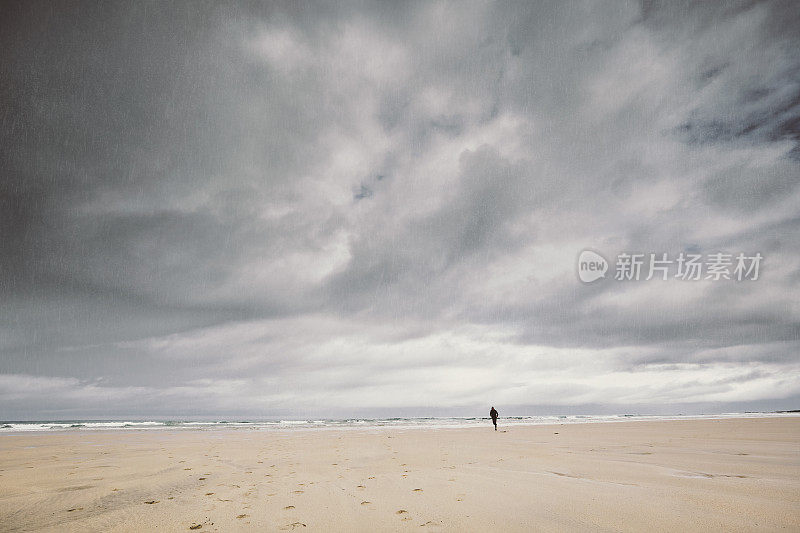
[1,0,799,417]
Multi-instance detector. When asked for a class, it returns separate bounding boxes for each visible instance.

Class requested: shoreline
[1,417,798,531]
[2,411,798,437]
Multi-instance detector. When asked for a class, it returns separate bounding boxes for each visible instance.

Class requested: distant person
[490,406,498,431]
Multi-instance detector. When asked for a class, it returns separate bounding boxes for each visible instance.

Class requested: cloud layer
[1,0,799,418]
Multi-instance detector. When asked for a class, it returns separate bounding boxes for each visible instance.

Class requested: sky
[1,0,799,419]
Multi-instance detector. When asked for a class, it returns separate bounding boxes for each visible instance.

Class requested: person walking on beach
[490,406,498,431]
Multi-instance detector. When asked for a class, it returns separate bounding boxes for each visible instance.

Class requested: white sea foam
[1,412,797,434]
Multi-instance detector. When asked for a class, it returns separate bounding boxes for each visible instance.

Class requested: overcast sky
[1,0,799,419]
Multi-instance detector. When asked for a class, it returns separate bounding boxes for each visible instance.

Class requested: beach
[1,417,798,532]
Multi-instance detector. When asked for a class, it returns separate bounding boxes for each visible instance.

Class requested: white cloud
[2,1,799,417]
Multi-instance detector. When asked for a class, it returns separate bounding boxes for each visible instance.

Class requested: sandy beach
[0,417,798,532]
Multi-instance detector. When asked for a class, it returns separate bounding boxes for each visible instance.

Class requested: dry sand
[1,417,798,532]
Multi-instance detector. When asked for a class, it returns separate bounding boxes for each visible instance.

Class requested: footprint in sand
[284,505,295,510]
[396,510,408,515]
[237,514,249,519]
[189,525,202,530]
[279,522,306,530]
[66,508,84,512]
[293,490,304,494]
[413,488,423,492]
[356,485,365,490]
[205,493,214,496]
[198,477,206,480]
[144,500,159,504]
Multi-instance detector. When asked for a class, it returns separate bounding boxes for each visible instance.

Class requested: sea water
[1,412,796,433]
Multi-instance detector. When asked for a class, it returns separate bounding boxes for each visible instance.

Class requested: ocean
[1,412,796,433]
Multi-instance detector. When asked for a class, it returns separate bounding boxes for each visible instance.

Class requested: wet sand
[1,417,798,532]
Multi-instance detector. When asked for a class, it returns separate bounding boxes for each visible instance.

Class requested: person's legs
[492,418,497,430]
